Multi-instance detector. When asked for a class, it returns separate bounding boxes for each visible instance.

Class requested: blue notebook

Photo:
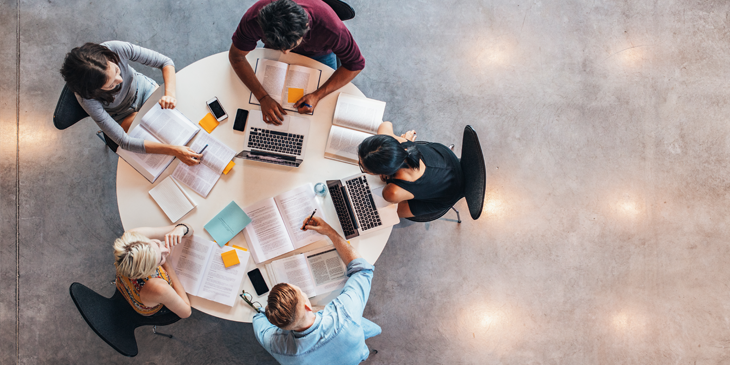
[204,201,252,247]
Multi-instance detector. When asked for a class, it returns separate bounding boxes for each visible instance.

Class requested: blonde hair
[113,231,158,279]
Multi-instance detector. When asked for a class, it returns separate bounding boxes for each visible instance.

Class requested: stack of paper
[148,176,197,223]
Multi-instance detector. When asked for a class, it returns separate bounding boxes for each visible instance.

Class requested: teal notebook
[204,201,252,247]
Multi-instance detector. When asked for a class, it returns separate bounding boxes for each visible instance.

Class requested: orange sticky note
[222,161,235,175]
[231,245,248,251]
[287,88,304,103]
[221,249,240,268]
[199,113,220,133]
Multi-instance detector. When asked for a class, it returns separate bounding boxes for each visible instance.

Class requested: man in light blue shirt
[252,216,381,365]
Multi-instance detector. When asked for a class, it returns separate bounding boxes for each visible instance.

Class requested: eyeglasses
[239,290,263,311]
[358,162,366,173]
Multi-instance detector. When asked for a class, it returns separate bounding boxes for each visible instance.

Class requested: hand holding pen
[301,209,317,230]
[195,144,209,162]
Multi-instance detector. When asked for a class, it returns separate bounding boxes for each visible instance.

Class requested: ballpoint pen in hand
[197,144,209,160]
[302,209,317,230]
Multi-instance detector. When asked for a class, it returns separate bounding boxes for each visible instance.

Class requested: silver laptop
[326,173,400,239]
[236,110,310,167]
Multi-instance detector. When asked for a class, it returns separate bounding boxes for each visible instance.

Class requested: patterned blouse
[116,266,172,316]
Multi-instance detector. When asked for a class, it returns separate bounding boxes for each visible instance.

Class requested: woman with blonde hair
[113,224,193,318]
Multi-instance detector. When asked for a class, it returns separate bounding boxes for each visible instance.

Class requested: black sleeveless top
[386,141,463,216]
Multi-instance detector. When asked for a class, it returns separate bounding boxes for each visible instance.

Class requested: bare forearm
[313,67,360,100]
[326,231,361,265]
[228,46,268,100]
[144,140,180,156]
[162,65,176,98]
[130,223,192,240]
[164,265,191,306]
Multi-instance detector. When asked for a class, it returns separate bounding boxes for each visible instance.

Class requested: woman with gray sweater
[60,41,201,165]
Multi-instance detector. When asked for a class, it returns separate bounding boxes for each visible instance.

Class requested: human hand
[175,146,203,166]
[302,216,336,237]
[159,95,177,109]
[400,130,417,142]
[260,95,286,125]
[165,225,187,248]
[294,93,320,114]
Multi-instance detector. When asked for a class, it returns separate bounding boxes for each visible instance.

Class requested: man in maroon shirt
[229,0,365,125]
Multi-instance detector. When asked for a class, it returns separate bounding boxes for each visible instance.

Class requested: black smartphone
[247,268,269,296]
[234,109,249,131]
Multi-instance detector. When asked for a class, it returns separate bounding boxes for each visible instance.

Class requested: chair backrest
[459,125,486,220]
[69,282,180,357]
[322,0,355,21]
[53,84,89,130]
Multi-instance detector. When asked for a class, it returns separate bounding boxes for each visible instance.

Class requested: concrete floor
[3,0,730,363]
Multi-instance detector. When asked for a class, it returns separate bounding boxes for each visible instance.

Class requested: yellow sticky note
[221,249,241,268]
[199,113,220,134]
[287,88,304,103]
[232,245,248,251]
[222,161,235,175]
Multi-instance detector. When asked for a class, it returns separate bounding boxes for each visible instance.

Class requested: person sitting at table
[251,216,380,365]
[59,41,201,165]
[113,224,193,318]
[228,0,365,124]
[358,122,464,218]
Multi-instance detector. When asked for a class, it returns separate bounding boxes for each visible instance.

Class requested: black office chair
[322,0,355,21]
[53,84,119,152]
[69,282,180,357]
[406,125,486,223]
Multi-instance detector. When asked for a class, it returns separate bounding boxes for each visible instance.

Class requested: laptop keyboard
[248,128,304,156]
[329,184,358,238]
[345,176,382,231]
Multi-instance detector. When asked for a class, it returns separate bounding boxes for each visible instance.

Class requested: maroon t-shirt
[232,0,365,71]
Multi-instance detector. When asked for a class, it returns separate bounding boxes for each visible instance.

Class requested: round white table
[116,49,392,322]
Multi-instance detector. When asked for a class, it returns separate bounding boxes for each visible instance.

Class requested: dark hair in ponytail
[358,135,422,176]
[60,43,121,104]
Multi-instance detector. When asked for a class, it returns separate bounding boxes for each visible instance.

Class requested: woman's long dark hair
[60,43,121,104]
[358,135,422,176]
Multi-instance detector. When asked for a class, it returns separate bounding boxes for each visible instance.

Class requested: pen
[302,209,317,230]
[196,144,209,161]
[302,103,312,108]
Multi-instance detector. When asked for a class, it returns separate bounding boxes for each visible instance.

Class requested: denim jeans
[310,52,338,70]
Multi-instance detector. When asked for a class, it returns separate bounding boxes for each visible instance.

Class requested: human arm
[158,65,176,109]
[252,311,279,351]
[302,216,361,265]
[228,44,287,125]
[293,67,360,114]
[143,141,202,166]
[140,264,192,318]
[129,223,194,247]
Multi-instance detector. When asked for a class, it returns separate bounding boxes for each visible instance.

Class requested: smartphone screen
[234,109,249,131]
[208,99,226,119]
[248,268,269,296]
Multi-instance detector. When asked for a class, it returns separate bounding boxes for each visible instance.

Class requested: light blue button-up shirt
[253,258,377,365]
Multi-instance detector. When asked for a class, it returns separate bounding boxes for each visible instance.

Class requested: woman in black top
[357,122,463,218]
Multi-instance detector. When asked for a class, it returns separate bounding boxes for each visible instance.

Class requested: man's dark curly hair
[258,0,310,51]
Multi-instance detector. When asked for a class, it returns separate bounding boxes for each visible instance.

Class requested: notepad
[223,161,235,175]
[287,88,304,103]
[148,176,197,223]
[205,201,251,247]
[199,113,220,133]
[221,249,241,268]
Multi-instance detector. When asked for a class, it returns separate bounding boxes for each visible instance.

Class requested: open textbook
[249,58,322,114]
[324,93,386,165]
[148,176,197,223]
[170,235,250,307]
[265,245,347,298]
[171,132,236,197]
[243,184,326,264]
[117,104,200,183]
